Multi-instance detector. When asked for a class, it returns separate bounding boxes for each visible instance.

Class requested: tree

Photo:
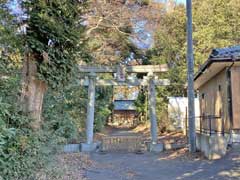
[149,0,240,96]
[20,0,88,130]
[84,0,137,64]
[193,0,240,66]
[0,1,22,76]
[84,0,166,65]
[147,4,187,96]
[146,0,240,134]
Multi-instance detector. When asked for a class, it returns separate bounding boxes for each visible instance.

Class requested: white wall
[168,97,200,130]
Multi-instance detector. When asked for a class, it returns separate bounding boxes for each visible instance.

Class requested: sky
[8,0,22,16]
[177,0,186,4]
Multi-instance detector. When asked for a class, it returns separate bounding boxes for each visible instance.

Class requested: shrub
[0,93,77,179]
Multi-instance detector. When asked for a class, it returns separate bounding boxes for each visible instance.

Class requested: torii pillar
[86,73,96,144]
[147,73,163,152]
[81,73,98,152]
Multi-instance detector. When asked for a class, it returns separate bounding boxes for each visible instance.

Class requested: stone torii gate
[79,64,169,152]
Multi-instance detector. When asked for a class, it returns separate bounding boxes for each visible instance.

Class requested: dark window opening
[218,85,222,91]
[202,93,205,99]
[219,108,222,117]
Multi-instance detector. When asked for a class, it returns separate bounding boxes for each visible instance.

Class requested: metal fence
[197,115,226,136]
[186,115,228,136]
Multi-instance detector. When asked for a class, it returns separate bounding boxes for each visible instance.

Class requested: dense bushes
[0,99,50,179]
[0,74,113,179]
[134,86,170,132]
[0,113,70,180]
[0,75,78,179]
[94,87,113,132]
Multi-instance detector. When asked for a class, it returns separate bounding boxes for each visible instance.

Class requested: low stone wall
[231,130,240,143]
[101,136,143,152]
[63,144,80,153]
[196,132,229,160]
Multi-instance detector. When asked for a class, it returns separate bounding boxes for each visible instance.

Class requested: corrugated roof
[114,100,136,110]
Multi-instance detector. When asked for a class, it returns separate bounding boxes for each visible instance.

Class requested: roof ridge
[210,45,240,58]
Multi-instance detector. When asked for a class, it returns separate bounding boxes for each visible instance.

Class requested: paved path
[85,146,240,180]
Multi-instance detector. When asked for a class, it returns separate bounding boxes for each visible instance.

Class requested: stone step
[101,135,145,152]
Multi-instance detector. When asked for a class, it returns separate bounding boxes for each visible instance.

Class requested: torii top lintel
[78,64,168,73]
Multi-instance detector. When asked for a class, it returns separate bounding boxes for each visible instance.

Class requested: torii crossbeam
[78,64,168,73]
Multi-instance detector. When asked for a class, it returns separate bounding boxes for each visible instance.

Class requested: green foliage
[149,0,240,97]
[136,0,150,6]
[134,88,147,114]
[0,99,49,179]
[94,106,111,132]
[193,0,240,66]
[43,84,113,139]
[146,4,186,131]
[134,87,148,124]
[2,0,239,178]
[94,87,113,132]
[0,1,23,74]
[0,78,79,177]
[155,86,170,132]
[43,84,87,142]
[0,75,82,179]
[147,0,240,131]
[0,75,20,104]
[0,0,132,179]
[147,4,187,97]
[23,0,90,89]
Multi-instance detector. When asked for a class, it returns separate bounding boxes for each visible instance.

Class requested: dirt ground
[59,125,240,180]
[83,146,240,180]
[57,145,240,180]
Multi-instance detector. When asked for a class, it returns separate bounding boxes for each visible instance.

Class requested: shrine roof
[114,100,136,111]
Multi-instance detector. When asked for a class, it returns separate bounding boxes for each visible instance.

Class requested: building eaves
[194,45,240,81]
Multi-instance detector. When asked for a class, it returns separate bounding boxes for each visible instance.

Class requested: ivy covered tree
[20,0,89,130]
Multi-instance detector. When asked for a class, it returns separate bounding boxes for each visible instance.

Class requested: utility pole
[186,0,196,152]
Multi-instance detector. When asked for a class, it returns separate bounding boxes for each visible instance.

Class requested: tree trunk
[20,53,47,130]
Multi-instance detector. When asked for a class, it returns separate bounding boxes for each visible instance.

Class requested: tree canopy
[24,0,89,88]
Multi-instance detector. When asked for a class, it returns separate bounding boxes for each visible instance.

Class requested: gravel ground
[84,146,240,180]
